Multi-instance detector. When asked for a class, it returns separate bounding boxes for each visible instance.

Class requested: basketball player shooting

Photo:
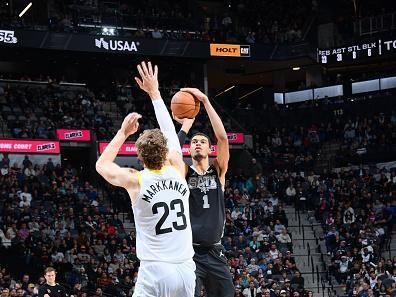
[96,61,195,297]
[175,88,234,297]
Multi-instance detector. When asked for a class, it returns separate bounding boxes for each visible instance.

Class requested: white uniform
[132,166,195,297]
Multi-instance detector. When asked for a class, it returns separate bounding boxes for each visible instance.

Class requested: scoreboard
[317,38,396,64]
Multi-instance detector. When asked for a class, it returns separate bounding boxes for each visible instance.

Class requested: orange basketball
[171,91,200,119]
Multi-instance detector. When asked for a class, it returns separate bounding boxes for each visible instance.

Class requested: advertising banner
[0,139,60,154]
[99,142,217,157]
[57,129,91,141]
[2,27,319,61]
[0,28,284,59]
[210,43,251,57]
[0,28,210,58]
[227,132,245,144]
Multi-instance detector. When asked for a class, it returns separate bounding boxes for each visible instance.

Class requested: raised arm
[135,61,185,175]
[181,88,230,179]
[96,113,141,189]
[174,116,195,146]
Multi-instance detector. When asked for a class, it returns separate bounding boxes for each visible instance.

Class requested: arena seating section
[0,80,114,140]
[0,0,315,44]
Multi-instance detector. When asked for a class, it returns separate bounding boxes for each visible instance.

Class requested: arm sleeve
[178,130,187,146]
[152,99,181,153]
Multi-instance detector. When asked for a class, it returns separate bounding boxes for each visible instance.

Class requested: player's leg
[194,272,205,297]
[193,250,209,297]
[151,260,195,297]
[205,276,235,297]
[204,245,234,297]
[177,259,196,297]
[146,262,181,297]
[132,263,156,297]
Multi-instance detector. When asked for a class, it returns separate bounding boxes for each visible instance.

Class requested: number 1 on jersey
[202,195,210,208]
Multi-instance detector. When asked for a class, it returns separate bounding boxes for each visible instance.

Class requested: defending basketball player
[175,89,234,297]
[96,61,195,297]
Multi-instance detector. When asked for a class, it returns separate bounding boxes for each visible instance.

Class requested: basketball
[171,91,200,119]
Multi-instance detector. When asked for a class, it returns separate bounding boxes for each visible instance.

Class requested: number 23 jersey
[187,165,225,246]
[132,166,193,263]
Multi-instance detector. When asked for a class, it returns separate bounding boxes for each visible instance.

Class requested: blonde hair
[136,129,168,170]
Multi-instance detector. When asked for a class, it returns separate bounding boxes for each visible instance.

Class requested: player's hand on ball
[172,114,195,125]
[120,112,142,138]
[180,88,209,105]
[135,61,159,97]
[173,114,195,133]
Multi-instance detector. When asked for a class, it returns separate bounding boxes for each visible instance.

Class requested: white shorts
[133,259,196,297]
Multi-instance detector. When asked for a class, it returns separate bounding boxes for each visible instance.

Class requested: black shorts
[193,244,234,297]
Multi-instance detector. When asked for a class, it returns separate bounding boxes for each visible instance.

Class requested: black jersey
[187,165,225,246]
[38,283,68,297]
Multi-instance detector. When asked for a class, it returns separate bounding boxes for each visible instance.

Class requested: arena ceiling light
[214,85,235,97]
[292,66,301,71]
[238,86,263,100]
[18,2,32,17]
[102,27,115,35]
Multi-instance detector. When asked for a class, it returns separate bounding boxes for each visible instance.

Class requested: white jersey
[132,166,194,263]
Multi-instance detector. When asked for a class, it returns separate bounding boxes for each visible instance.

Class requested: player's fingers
[154,65,158,78]
[141,61,149,76]
[181,88,205,102]
[134,77,143,88]
[137,65,146,79]
[123,113,133,125]
[180,88,196,92]
[172,114,181,123]
[147,61,154,76]
[180,88,198,96]
[129,113,141,123]
[128,113,136,121]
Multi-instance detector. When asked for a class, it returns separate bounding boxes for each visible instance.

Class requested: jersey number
[202,194,210,208]
[152,199,187,235]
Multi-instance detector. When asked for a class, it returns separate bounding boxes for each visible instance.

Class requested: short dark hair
[190,132,211,147]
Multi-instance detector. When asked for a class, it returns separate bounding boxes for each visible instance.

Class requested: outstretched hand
[120,112,142,138]
[135,61,159,98]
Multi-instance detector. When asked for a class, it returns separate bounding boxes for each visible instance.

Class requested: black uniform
[187,165,234,297]
[38,283,68,297]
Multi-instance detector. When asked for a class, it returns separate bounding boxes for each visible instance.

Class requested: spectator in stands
[242,281,257,297]
[151,28,163,39]
[286,184,296,205]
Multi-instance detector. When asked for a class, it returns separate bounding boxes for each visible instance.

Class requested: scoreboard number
[317,39,394,64]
